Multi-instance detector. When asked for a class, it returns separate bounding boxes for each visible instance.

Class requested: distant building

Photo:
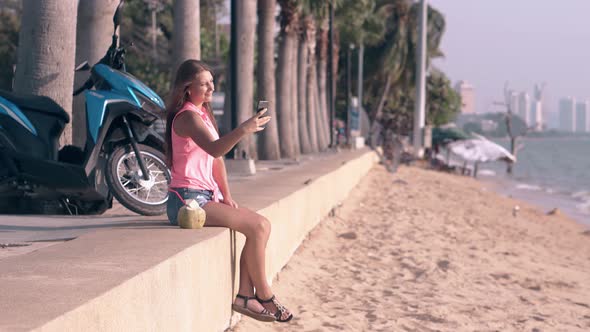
[531,101,544,131]
[531,83,545,131]
[454,81,475,114]
[518,92,530,126]
[576,101,589,133]
[559,97,576,132]
[507,90,518,115]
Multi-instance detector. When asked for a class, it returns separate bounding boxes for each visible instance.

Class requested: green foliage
[278,0,299,30]
[119,0,228,97]
[357,1,448,134]
[126,54,172,97]
[118,0,173,97]
[201,27,230,63]
[373,87,415,135]
[335,0,388,46]
[432,127,469,146]
[0,0,228,97]
[426,69,461,126]
[0,6,20,90]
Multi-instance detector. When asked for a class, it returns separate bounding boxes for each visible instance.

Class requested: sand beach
[232,165,590,332]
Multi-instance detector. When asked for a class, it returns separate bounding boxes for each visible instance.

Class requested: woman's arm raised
[174,109,270,158]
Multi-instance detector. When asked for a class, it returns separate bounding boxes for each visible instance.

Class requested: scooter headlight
[136,93,165,117]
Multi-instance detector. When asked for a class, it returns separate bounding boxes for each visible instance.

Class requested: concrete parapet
[0,149,378,332]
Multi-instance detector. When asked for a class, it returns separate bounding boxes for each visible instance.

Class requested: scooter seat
[0,90,70,123]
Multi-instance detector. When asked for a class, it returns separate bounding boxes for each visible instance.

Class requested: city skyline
[429,0,590,128]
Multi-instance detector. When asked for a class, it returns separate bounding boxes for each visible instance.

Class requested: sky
[428,0,590,126]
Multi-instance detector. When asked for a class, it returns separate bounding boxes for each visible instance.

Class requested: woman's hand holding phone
[240,107,271,134]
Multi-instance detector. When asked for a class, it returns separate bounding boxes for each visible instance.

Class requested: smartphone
[257,100,269,116]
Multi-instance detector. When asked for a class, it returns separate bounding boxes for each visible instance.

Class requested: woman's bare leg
[238,247,253,295]
[203,202,291,320]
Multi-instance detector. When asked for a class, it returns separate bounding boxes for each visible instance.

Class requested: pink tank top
[169,102,220,197]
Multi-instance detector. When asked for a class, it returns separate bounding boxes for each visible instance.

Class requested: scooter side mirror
[113,0,125,32]
[75,61,90,72]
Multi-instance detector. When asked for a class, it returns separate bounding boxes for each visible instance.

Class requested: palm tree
[299,0,344,151]
[297,14,313,154]
[364,0,445,142]
[233,0,257,159]
[307,0,341,150]
[290,18,301,156]
[303,15,320,152]
[276,0,299,159]
[172,0,201,71]
[335,0,390,147]
[13,0,79,146]
[316,15,331,149]
[73,0,120,147]
[256,0,281,160]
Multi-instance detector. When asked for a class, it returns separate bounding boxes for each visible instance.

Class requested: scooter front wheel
[106,144,170,216]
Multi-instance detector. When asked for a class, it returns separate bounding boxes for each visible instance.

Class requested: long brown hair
[165,59,219,167]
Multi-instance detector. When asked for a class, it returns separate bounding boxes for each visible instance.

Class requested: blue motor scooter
[0,1,169,215]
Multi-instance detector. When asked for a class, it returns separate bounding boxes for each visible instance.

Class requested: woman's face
[187,70,214,104]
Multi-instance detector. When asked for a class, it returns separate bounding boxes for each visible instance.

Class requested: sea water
[478,136,590,226]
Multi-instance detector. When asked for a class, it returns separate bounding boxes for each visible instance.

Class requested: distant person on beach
[164,60,293,323]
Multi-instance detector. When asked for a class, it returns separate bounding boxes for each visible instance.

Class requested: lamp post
[412,0,427,157]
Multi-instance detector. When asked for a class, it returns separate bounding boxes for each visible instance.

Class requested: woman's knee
[247,215,271,239]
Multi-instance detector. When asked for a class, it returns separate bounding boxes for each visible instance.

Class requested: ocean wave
[478,169,496,176]
[575,201,590,215]
[571,190,590,201]
[515,183,543,191]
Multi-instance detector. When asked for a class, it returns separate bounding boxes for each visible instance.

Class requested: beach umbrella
[447,138,516,163]
[432,127,469,146]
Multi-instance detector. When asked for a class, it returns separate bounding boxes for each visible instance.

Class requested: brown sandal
[232,294,276,322]
[256,294,293,323]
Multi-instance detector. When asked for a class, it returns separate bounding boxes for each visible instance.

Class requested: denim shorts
[167,187,214,226]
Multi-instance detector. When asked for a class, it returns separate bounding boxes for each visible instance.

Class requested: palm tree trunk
[277,0,298,158]
[73,0,119,147]
[14,0,78,147]
[305,17,319,153]
[314,68,328,151]
[290,30,301,156]
[256,0,280,160]
[233,0,257,159]
[276,31,296,158]
[308,20,329,151]
[297,25,312,154]
[172,0,201,71]
[369,74,392,147]
[316,18,330,148]
[375,74,393,121]
[331,30,341,145]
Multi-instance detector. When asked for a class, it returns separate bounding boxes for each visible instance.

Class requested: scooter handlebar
[73,77,94,96]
